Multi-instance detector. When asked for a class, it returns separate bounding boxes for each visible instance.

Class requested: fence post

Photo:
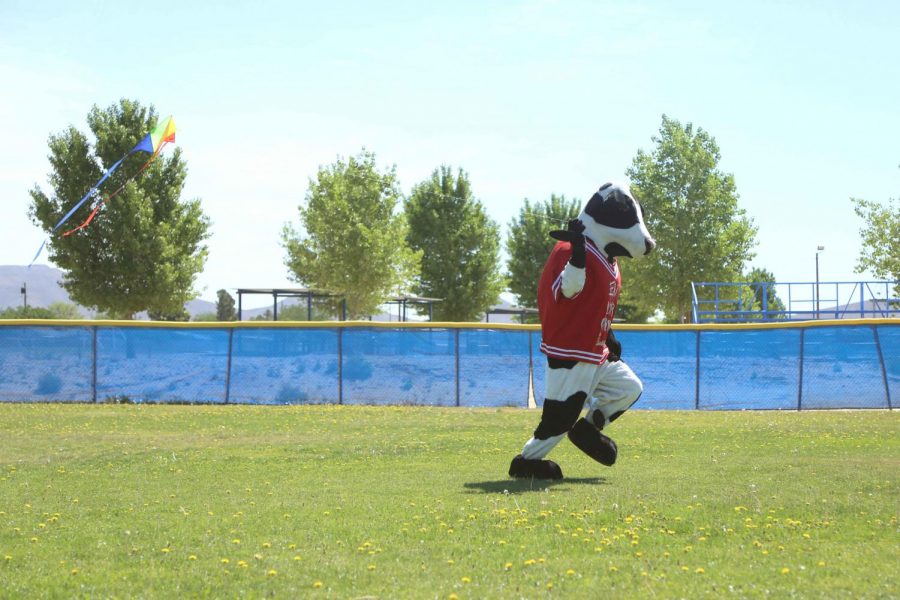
[797,328,805,411]
[224,327,234,404]
[337,326,343,405]
[454,328,460,407]
[91,326,97,403]
[527,330,533,408]
[872,325,892,410]
[694,329,701,410]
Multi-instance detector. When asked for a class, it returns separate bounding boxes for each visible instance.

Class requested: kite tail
[61,141,169,237]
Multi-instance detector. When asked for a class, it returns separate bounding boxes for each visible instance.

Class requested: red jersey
[538,239,621,365]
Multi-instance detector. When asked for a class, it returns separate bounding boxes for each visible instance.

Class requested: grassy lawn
[0,404,897,599]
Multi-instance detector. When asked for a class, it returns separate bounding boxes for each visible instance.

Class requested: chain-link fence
[0,320,896,409]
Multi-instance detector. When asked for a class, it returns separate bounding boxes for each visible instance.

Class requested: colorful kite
[30,116,176,264]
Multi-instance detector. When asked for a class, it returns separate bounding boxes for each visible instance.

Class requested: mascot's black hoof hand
[549,219,586,245]
[568,419,618,466]
[550,219,587,268]
[508,454,564,480]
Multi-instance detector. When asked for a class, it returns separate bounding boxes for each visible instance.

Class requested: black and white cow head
[579,182,655,260]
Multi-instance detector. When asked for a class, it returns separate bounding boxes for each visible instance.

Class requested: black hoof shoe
[508,454,564,479]
[568,418,618,466]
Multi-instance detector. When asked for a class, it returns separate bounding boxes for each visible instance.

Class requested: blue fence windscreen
[458,328,530,408]
[0,322,896,409]
[97,327,230,404]
[801,326,889,409]
[0,326,94,402]
[698,328,802,410]
[229,328,339,405]
[879,325,900,406]
[619,329,698,410]
[341,327,456,406]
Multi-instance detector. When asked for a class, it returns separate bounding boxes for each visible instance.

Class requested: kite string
[62,141,169,237]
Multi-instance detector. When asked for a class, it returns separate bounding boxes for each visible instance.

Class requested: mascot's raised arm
[509,182,656,480]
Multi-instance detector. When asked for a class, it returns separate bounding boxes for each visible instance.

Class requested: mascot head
[579,182,655,260]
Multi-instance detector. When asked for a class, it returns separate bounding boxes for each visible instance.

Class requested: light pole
[20,282,27,309]
[815,245,825,319]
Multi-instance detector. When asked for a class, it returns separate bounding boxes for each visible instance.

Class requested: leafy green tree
[47,302,84,319]
[28,99,210,319]
[216,289,237,321]
[147,306,190,321]
[251,309,274,321]
[852,195,899,293]
[405,166,504,321]
[626,115,758,322]
[281,149,421,319]
[0,306,54,319]
[615,262,657,323]
[506,195,581,310]
[278,302,335,321]
[192,312,217,322]
[746,267,786,318]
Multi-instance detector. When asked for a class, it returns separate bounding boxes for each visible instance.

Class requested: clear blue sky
[1,0,897,307]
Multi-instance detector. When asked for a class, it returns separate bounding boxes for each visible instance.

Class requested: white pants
[521,359,643,460]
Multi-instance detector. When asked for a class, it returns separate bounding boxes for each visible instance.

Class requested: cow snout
[644,238,656,255]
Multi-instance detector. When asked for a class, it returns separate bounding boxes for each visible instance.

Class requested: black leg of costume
[568,418,618,466]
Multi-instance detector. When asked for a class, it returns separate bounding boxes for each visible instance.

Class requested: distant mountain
[0,264,78,312]
[0,265,215,318]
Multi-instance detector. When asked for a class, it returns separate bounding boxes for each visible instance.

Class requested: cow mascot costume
[509,182,655,480]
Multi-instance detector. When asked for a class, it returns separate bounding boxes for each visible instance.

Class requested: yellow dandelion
[609,566,619,572]
[449,594,459,600]
[566,568,576,576]
[817,561,826,567]
[232,539,240,545]
[547,582,554,590]
[367,564,376,571]
[288,543,297,549]
[313,581,323,588]
[294,555,302,561]
[461,576,471,583]
[220,558,230,564]
[161,548,171,554]
[695,567,705,574]
[71,568,79,575]
[681,566,689,572]
[781,567,790,574]
[238,560,248,568]
[4,555,11,561]
[188,555,197,561]
[262,542,271,548]
[267,569,277,577]
[447,559,455,565]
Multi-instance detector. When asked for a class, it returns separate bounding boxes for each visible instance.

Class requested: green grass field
[0,404,897,599]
